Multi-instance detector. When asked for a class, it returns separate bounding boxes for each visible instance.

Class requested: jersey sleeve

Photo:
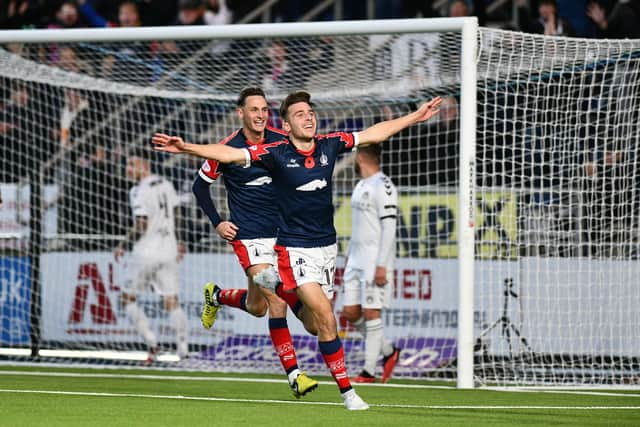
[245,140,287,169]
[198,159,224,182]
[321,132,358,154]
[375,176,398,266]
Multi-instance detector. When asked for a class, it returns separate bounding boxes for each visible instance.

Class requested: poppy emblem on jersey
[304,156,315,168]
[319,153,328,166]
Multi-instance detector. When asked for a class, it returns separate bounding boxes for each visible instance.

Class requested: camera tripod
[475,278,532,357]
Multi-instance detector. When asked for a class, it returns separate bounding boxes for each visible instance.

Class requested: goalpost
[0,18,638,388]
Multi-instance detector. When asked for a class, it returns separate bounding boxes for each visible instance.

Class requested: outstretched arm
[357,97,442,145]
[152,133,249,165]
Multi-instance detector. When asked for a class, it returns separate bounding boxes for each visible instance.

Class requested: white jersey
[346,171,398,273]
[129,174,179,261]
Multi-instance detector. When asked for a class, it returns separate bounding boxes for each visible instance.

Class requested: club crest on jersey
[319,153,328,166]
[287,158,300,168]
[296,178,327,192]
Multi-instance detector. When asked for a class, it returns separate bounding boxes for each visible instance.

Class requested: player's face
[284,102,316,142]
[238,95,269,136]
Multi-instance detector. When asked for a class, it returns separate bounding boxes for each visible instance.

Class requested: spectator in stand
[0,81,54,182]
[402,0,438,18]
[91,2,156,85]
[587,0,640,39]
[445,0,486,25]
[47,1,86,29]
[1,0,41,29]
[159,0,208,67]
[262,39,290,92]
[203,0,233,57]
[517,0,575,36]
[204,0,232,25]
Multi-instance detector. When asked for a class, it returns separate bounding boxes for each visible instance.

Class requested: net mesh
[0,24,639,386]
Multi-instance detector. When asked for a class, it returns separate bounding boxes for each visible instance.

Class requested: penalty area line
[0,389,639,410]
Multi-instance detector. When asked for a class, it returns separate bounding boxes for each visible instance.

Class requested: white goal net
[0,20,638,387]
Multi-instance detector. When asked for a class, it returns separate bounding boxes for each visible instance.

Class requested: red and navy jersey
[198,127,287,240]
[246,132,358,248]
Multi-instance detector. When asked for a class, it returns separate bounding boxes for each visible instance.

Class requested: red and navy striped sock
[217,288,247,312]
[319,337,352,393]
[269,317,299,374]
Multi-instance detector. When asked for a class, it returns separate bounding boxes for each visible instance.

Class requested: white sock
[287,368,301,385]
[169,306,187,354]
[125,302,157,348]
[381,338,394,357]
[364,318,384,376]
[352,316,366,338]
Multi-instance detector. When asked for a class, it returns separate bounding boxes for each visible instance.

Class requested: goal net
[0,20,638,387]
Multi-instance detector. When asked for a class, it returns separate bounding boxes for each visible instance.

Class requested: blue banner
[0,257,31,345]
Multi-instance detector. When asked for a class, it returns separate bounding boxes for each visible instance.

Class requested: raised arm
[152,133,248,165]
[357,97,442,145]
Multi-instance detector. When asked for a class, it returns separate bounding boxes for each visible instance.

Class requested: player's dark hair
[237,87,266,107]
[357,143,382,164]
[279,91,314,121]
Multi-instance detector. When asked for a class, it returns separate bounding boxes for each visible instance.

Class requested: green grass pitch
[0,366,638,426]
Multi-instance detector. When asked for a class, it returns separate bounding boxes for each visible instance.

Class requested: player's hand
[216,221,238,241]
[413,97,442,124]
[113,246,125,262]
[544,13,557,35]
[152,133,186,153]
[176,242,186,263]
[374,266,387,286]
[587,2,607,29]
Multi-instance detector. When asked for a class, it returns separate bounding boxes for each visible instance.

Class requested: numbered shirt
[347,171,398,271]
[129,174,179,260]
[245,132,358,248]
[198,127,286,240]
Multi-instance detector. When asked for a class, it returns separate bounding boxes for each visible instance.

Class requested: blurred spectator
[262,39,290,91]
[0,0,40,29]
[0,80,56,182]
[47,1,86,29]
[204,0,232,56]
[159,0,207,63]
[382,96,459,187]
[557,0,597,38]
[96,2,156,85]
[446,0,486,25]
[135,0,176,26]
[449,0,471,17]
[517,0,575,36]
[402,0,438,18]
[204,0,232,25]
[587,0,640,39]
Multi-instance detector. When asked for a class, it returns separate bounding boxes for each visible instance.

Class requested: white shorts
[274,243,336,300]
[122,257,179,297]
[231,238,277,271]
[342,266,392,309]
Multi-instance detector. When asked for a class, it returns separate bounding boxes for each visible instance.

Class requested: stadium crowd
[1,0,639,39]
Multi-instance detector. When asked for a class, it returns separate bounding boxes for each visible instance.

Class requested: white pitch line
[489,388,640,398]
[0,389,639,410]
[0,370,454,389]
